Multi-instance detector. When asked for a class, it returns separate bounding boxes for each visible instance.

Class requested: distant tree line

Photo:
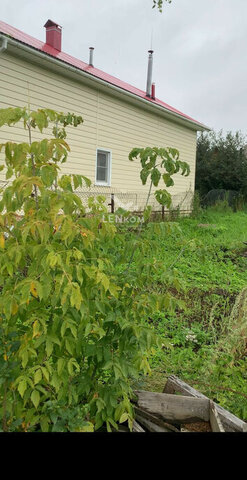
[195,130,247,205]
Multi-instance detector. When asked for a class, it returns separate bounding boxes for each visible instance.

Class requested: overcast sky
[1,0,247,134]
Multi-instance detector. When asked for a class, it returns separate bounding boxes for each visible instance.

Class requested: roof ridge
[0,19,207,128]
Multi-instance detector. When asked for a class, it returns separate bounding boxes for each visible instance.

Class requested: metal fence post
[162,205,165,221]
[108,193,115,213]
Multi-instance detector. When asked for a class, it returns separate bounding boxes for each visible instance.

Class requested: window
[95,149,111,186]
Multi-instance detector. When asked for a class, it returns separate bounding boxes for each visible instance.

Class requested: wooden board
[112,425,129,432]
[135,414,171,432]
[132,420,145,432]
[210,401,225,432]
[134,390,210,423]
[163,375,247,432]
[134,406,180,432]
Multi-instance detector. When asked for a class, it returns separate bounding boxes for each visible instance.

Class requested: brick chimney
[44,20,62,51]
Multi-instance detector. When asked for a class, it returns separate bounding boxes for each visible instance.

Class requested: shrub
[0,107,161,432]
[0,108,190,432]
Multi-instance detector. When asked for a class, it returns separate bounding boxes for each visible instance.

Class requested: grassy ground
[122,205,247,420]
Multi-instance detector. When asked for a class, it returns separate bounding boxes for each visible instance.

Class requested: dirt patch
[181,421,212,432]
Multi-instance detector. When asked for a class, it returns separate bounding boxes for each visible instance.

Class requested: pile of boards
[130,375,247,433]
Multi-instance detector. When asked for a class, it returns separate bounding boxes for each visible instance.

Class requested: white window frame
[95,148,112,186]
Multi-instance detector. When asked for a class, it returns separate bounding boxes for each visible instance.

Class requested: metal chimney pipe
[146,49,154,97]
[89,47,94,66]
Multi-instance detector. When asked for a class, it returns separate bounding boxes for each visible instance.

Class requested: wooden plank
[163,375,198,395]
[134,406,180,432]
[135,414,171,432]
[242,423,247,433]
[163,375,247,432]
[134,390,210,423]
[210,401,225,432]
[132,420,145,432]
[112,425,129,432]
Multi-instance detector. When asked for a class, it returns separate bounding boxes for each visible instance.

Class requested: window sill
[94,183,111,187]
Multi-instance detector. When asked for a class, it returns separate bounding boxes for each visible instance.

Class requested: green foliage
[196,130,247,198]
[129,146,190,208]
[0,106,163,432]
[126,210,247,420]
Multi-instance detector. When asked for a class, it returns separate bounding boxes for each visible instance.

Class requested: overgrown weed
[122,209,247,420]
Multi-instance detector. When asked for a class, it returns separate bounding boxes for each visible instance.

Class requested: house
[0,19,210,212]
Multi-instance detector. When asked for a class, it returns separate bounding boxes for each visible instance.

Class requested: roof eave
[0,32,211,132]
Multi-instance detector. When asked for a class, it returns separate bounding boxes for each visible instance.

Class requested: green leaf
[41,366,50,382]
[46,339,53,357]
[65,338,74,355]
[81,175,92,187]
[40,416,50,432]
[34,369,42,385]
[18,379,27,398]
[79,422,94,432]
[70,284,83,310]
[21,351,29,368]
[163,173,174,187]
[67,358,75,376]
[140,168,150,185]
[84,323,92,337]
[31,390,40,409]
[51,373,61,392]
[151,168,161,187]
[108,284,120,298]
[119,412,129,424]
[41,165,56,187]
[57,358,65,376]
[96,271,110,292]
[154,189,172,207]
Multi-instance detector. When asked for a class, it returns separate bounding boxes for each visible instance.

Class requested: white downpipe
[0,35,8,53]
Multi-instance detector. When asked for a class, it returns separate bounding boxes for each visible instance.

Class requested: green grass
[117,207,247,421]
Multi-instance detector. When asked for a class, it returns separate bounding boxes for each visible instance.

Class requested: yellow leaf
[32,320,40,338]
[30,281,38,298]
[3,353,7,361]
[0,233,5,249]
[11,302,18,315]
[78,422,94,432]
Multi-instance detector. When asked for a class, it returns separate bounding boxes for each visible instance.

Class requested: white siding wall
[0,51,197,210]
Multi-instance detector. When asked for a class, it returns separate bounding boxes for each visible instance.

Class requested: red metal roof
[0,19,205,128]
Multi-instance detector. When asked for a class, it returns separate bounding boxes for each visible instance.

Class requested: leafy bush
[0,107,162,432]
[0,107,190,432]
